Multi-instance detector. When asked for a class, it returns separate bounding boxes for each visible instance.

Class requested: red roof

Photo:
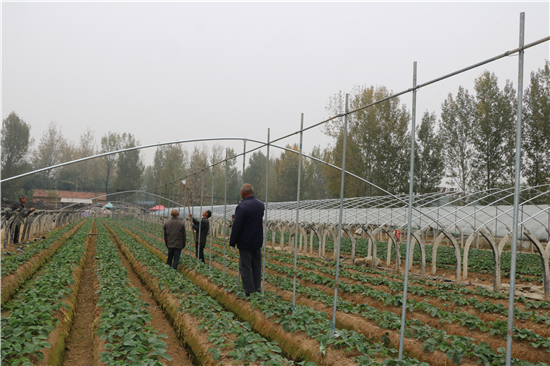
[149,205,166,211]
[33,189,107,202]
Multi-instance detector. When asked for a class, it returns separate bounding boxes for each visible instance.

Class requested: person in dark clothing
[229,183,265,296]
[164,209,186,269]
[189,210,211,263]
[10,195,35,244]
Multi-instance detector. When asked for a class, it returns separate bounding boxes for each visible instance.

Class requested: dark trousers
[195,243,205,263]
[12,225,21,244]
[166,248,182,269]
[238,248,262,295]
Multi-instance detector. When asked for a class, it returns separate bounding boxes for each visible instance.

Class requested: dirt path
[112,235,193,366]
[63,232,97,365]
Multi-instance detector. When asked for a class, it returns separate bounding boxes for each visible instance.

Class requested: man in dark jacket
[164,209,186,269]
[10,195,35,244]
[189,210,211,263]
[229,183,265,296]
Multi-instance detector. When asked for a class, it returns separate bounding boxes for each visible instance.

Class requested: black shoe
[245,292,251,297]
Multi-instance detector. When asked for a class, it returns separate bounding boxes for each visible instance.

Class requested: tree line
[2,62,548,205]
[1,121,145,201]
[320,63,549,198]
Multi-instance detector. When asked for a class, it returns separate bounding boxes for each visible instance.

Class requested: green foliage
[1,112,33,198]
[95,223,169,365]
[107,220,294,365]
[523,61,550,194]
[440,86,477,192]
[243,150,268,201]
[323,85,411,197]
[1,219,84,278]
[115,133,144,191]
[471,71,516,190]
[415,111,444,194]
[118,219,427,366]
[1,220,92,364]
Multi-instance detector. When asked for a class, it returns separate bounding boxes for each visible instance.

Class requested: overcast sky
[2,1,549,168]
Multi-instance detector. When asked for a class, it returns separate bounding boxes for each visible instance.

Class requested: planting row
[254,245,550,327]
[1,219,87,306]
[119,219,549,366]
[203,238,550,366]
[104,220,299,365]
[114,220,438,366]
[1,218,84,278]
[253,249,550,354]
[94,221,172,365]
[126,218,546,283]
[123,218,549,310]
[264,231,545,279]
[1,219,92,366]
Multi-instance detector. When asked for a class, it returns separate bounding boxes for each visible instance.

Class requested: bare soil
[63,231,98,365]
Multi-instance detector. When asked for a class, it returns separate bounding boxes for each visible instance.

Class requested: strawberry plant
[95,223,171,365]
[1,219,84,278]
[1,219,92,365]
[107,221,296,365]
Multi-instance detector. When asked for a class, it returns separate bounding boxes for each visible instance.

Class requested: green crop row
[106,221,296,365]
[95,222,171,365]
[121,218,549,311]
[119,219,550,365]
[124,217,546,289]
[115,220,431,366]
[153,226,547,366]
[260,228,546,279]
[1,219,84,278]
[206,244,548,366]
[0,219,92,366]
[262,248,550,327]
[259,252,550,350]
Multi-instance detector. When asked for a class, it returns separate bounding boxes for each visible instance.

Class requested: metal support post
[262,128,271,296]
[474,206,478,248]
[243,139,247,183]
[223,149,228,276]
[398,61,418,360]
[292,114,304,312]
[520,205,524,253]
[185,178,191,256]
[496,205,498,241]
[505,13,524,366]
[191,175,196,256]
[210,167,214,269]
[197,171,204,265]
[331,94,349,335]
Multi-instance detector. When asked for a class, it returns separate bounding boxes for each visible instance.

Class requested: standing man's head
[240,183,254,199]
[19,195,28,204]
[171,208,179,217]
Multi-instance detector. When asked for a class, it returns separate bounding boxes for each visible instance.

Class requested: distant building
[437,179,461,193]
[32,190,107,208]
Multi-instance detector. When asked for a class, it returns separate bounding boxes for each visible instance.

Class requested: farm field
[117,217,550,366]
[1,217,549,366]
[260,230,546,288]
[2,3,549,366]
